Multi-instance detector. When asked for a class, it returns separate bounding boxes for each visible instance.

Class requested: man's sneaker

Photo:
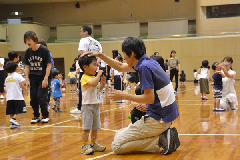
[31,117,41,124]
[41,117,50,123]
[70,108,81,114]
[52,105,57,112]
[9,118,20,126]
[0,95,4,99]
[159,128,174,155]
[57,108,63,112]
[82,144,95,155]
[91,142,106,152]
[10,124,19,129]
[171,127,180,151]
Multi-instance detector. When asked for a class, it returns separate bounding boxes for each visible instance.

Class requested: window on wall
[206,4,240,19]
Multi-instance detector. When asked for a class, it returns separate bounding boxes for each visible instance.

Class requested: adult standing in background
[0,56,4,99]
[168,50,180,93]
[70,25,102,114]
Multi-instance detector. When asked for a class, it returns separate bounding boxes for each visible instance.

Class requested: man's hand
[136,104,148,112]
[98,70,104,76]
[80,52,102,58]
[26,80,30,88]
[42,79,48,88]
[108,90,125,101]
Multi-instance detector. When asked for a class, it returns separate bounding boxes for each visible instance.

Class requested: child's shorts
[70,78,76,84]
[81,104,101,130]
[54,97,61,106]
[6,100,26,115]
[212,88,222,99]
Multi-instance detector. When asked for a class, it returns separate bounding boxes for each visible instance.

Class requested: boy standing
[79,54,106,155]
[211,62,225,111]
[5,61,28,129]
[23,31,51,123]
[51,70,65,112]
[82,37,180,155]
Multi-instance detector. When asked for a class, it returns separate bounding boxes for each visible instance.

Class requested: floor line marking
[86,152,114,160]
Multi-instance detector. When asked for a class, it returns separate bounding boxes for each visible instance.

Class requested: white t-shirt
[0,58,4,70]
[5,72,25,101]
[76,61,83,73]
[78,37,102,52]
[222,69,236,97]
[113,68,123,76]
[199,68,209,79]
[100,60,107,68]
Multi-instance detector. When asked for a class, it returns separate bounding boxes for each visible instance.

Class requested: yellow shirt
[80,74,102,104]
[68,72,76,78]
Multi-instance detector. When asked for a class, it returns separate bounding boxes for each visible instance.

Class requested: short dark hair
[74,57,78,61]
[82,25,92,35]
[24,31,38,44]
[166,59,168,62]
[70,67,75,71]
[154,52,159,55]
[38,39,47,47]
[193,69,197,72]
[5,61,18,73]
[150,55,166,71]
[122,37,145,60]
[116,55,123,62]
[52,70,60,78]
[135,86,142,95]
[8,51,19,61]
[224,56,233,64]
[212,62,219,70]
[78,54,97,72]
[18,54,21,61]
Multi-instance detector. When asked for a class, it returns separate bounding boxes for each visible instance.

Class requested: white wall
[1,24,50,51]
[102,23,140,38]
[148,20,188,36]
[57,25,94,39]
[0,25,6,40]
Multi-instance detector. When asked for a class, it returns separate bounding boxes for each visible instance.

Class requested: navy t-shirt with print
[134,54,179,123]
[212,73,223,89]
[23,44,51,76]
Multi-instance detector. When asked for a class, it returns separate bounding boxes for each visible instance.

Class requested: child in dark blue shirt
[51,70,65,112]
[211,62,225,111]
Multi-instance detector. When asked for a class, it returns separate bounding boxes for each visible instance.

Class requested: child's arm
[100,76,106,92]
[59,79,65,87]
[195,68,200,79]
[111,70,114,83]
[87,70,103,87]
[208,69,212,81]
[122,72,126,81]
[20,81,28,96]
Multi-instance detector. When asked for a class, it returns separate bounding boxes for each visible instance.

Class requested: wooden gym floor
[0,81,240,160]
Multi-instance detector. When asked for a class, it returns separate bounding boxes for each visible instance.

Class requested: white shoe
[9,118,20,126]
[0,95,4,99]
[70,108,81,113]
[41,117,50,123]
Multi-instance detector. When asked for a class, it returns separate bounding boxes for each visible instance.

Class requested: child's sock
[91,140,97,145]
[82,142,88,146]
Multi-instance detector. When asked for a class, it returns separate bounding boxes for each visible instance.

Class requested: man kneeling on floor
[82,37,180,155]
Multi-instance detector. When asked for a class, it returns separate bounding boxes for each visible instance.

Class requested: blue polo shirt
[212,73,223,89]
[51,79,62,98]
[134,54,179,123]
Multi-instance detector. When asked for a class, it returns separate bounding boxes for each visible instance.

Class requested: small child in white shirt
[79,54,106,155]
[5,61,28,129]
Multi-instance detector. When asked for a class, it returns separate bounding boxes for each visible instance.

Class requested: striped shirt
[134,54,179,123]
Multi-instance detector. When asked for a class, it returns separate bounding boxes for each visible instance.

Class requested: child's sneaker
[91,142,106,152]
[41,117,50,123]
[203,96,208,100]
[159,128,174,155]
[57,108,63,112]
[216,108,225,111]
[213,108,216,111]
[52,105,57,112]
[82,144,95,155]
[9,118,20,126]
[171,127,180,151]
[10,124,19,129]
[31,117,41,124]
